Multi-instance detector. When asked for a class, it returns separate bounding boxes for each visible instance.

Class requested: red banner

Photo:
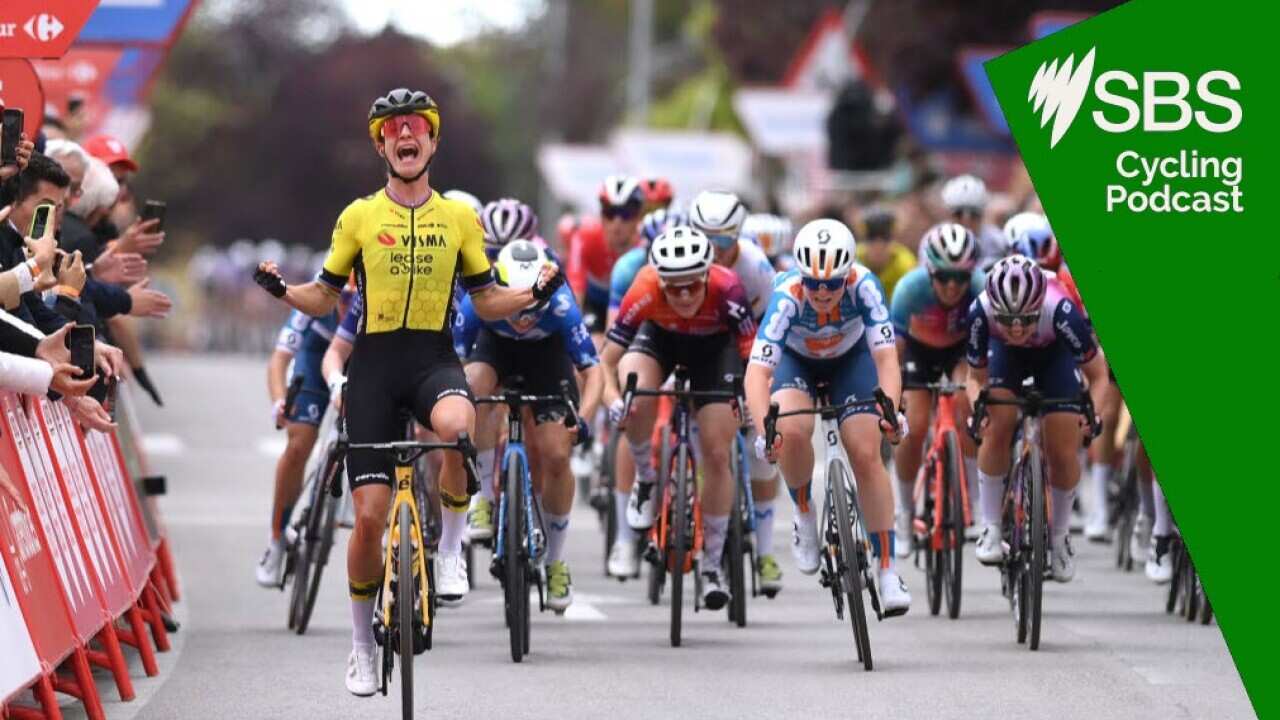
[29,397,133,618]
[0,1,101,59]
[0,394,88,667]
[0,58,45,136]
[32,47,121,135]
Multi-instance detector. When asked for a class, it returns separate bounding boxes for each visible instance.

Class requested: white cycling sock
[754,500,776,557]
[1089,463,1110,522]
[1138,478,1156,520]
[351,598,375,648]
[702,513,729,571]
[628,439,656,484]
[965,457,980,522]
[1051,486,1075,543]
[544,511,570,563]
[896,471,915,519]
[476,449,497,501]
[1152,481,1173,537]
[614,490,636,543]
[978,470,1005,527]
[439,506,467,556]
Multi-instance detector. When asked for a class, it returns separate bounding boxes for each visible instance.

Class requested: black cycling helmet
[367,88,440,141]
[860,205,896,242]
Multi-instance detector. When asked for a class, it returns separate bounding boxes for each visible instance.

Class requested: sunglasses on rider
[601,202,642,221]
[930,270,971,286]
[801,276,846,293]
[707,233,737,250]
[951,206,982,221]
[380,113,432,139]
[994,312,1039,327]
[660,277,706,296]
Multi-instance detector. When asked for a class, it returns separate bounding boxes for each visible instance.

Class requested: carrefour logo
[1028,47,1241,148]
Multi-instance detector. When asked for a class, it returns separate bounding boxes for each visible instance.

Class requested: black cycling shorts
[627,322,741,409]
[901,336,966,389]
[582,295,608,335]
[344,330,473,489]
[467,329,579,423]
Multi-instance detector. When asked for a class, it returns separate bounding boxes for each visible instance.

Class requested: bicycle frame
[651,385,703,574]
[385,462,432,631]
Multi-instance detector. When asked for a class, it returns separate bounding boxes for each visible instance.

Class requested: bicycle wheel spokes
[397,503,415,719]
[830,461,872,671]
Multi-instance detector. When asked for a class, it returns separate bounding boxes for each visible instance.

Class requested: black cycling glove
[531,264,565,302]
[254,266,287,298]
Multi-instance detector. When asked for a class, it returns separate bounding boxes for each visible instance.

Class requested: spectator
[852,204,916,302]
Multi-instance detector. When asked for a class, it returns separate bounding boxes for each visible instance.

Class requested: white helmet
[599,174,643,208]
[921,223,977,272]
[496,240,548,291]
[443,189,484,216]
[793,219,856,280]
[649,226,714,279]
[941,174,988,212]
[688,190,748,245]
[741,213,794,260]
[1003,211,1050,245]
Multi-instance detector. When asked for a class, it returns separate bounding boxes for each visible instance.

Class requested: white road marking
[480,590,613,620]
[143,433,186,456]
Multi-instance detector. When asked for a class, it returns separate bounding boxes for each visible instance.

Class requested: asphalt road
[64,354,1256,719]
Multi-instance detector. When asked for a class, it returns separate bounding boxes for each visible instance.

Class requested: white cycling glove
[754,433,771,462]
[327,373,347,405]
[607,398,626,426]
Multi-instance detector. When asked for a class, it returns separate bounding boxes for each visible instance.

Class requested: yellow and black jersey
[318,189,494,334]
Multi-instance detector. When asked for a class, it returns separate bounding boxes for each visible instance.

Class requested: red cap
[84,135,140,173]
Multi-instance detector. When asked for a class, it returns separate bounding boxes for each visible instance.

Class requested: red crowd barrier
[0,389,179,720]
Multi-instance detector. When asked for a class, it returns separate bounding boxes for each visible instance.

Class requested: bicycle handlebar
[762,387,897,457]
[620,370,748,430]
[967,388,1101,448]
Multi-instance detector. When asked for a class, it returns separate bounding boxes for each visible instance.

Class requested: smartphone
[29,203,54,239]
[141,200,167,232]
[2,108,23,166]
[66,325,96,380]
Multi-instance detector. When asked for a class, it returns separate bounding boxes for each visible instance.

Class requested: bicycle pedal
[642,543,660,564]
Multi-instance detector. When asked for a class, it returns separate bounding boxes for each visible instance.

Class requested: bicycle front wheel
[670,443,690,648]
[923,457,942,617]
[1027,445,1047,651]
[831,461,872,670]
[602,431,620,577]
[726,449,747,627]
[504,455,529,662]
[943,431,964,620]
[397,502,415,719]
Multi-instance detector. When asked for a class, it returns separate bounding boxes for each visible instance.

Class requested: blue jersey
[748,266,894,368]
[890,267,985,349]
[276,309,338,358]
[608,246,648,311]
[453,284,599,371]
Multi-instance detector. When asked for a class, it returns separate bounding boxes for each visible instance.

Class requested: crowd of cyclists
[249,88,1179,697]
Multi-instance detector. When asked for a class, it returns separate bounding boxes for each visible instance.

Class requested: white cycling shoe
[345,646,377,697]
[1130,513,1152,562]
[436,552,469,604]
[607,540,639,578]
[974,523,1006,565]
[701,569,730,611]
[1145,537,1174,584]
[879,569,911,617]
[1084,511,1110,543]
[1050,535,1076,583]
[626,480,658,530]
[791,517,821,576]
[254,539,285,588]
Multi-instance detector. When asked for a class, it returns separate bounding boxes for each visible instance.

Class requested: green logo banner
[986,1,1276,715]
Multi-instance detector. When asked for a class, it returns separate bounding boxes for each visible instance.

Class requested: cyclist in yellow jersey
[254,88,564,697]
[855,205,916,302]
